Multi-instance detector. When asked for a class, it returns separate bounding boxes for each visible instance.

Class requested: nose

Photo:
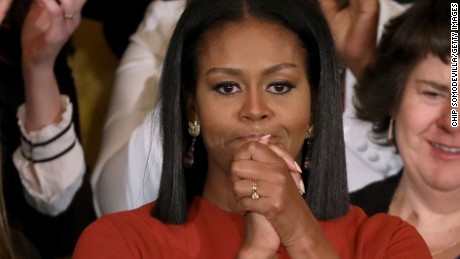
[238,89,273,122]
[438,105,460,133]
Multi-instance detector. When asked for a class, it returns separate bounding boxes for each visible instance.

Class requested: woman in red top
[74,0,430,257]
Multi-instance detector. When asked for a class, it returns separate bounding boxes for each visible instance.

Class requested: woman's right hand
[318,0,379,78]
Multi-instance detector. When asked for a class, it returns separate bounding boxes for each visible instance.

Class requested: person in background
[91,0,184,216]
[0,0,95,257]
[350,1,460,258]
[75,0,430,257]
[319,0,414,191]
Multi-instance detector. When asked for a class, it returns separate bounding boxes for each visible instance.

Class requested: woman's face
[189,18,311,174]
[395,54,460,191]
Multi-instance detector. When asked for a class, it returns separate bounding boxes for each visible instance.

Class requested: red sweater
[74,197,430,258]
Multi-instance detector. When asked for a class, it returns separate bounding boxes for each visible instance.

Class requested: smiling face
[395,54,460,191]
[188,18,312,175]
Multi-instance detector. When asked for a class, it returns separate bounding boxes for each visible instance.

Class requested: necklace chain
[431,239,460,257]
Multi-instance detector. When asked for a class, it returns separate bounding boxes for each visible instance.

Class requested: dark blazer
[350,172,402,216]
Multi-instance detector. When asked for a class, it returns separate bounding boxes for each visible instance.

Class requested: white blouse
[91,0,185,216]
[13,95,85,216]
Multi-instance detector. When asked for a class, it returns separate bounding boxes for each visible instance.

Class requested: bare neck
[389,171,460,255]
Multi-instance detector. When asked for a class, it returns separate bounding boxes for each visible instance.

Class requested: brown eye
[266,81,295,94]
[214,82,241,95]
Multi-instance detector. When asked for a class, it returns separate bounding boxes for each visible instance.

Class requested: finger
[318,0,339,14]
[38,0,65,25]
[267,144,302,173]
[231,163,304,200]
[231,159,286,181]
[60,0,86,15]
[236,195,279,216]
[233,141,283,165]
[256,135,301,174]
[257,134,271,145]
[356,0,379,15]
[236,179,306,216]
[233,178,270,201]
[290,172,305,195]
[257,136,303,193]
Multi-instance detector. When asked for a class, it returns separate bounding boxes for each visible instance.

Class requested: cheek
[284,109,311,156]
[196,101,233,150]
[395,91,436,147]
[395,101,420,153]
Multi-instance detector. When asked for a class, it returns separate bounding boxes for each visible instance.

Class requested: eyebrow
[416,79,449,92]
[205,63,298,76]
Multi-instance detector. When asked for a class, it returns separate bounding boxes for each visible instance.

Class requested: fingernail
[293,161,302,173]
[258,134,271,144]
[299,179,305,195]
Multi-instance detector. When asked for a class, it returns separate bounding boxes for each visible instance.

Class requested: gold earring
[304,125,314,170]
[305,125,314,139]
[184,121,200,167]
[387,118,394,144]
[188,121,200,137]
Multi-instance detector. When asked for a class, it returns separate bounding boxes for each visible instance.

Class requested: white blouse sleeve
[12,95,85,216]
[343,0,411,192]
[91,0,185,217]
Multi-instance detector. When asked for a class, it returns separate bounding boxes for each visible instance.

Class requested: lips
[239,134,267,142]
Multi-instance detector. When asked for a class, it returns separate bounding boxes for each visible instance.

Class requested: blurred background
[69,18,118,169]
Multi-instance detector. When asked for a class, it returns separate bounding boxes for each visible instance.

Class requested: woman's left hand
[232,141,338,258]
[21,0,85,68]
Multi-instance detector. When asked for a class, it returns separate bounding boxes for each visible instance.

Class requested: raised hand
[21,0,85,131]
[319,0,379,79]
[0,0,12,24]
[21,0,85,67]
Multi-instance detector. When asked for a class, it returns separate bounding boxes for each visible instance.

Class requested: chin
[424,169,460,191]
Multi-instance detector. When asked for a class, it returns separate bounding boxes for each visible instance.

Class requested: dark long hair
[354,0,451,142]
[154,0,348,224]
[0,144,16,259]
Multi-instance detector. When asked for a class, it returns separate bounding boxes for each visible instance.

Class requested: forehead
[408,54,450,84]
[196,18,306,68]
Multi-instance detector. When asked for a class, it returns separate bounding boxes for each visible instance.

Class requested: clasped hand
[231,137,321,258]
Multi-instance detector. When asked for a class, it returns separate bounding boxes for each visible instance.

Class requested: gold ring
[251,180,260,200]
[64,14,74,20]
